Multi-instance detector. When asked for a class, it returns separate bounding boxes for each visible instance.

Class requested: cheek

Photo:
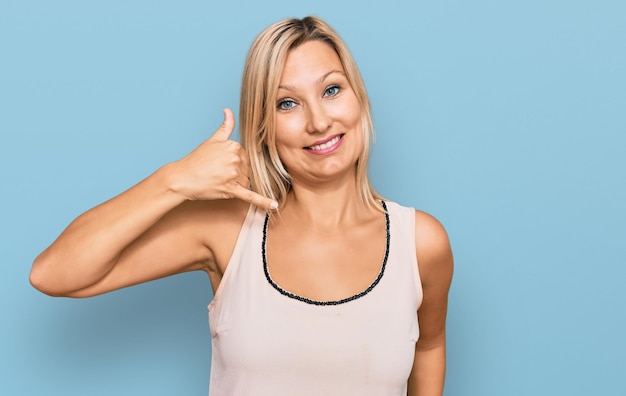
[276,115,327,165]
[337,93,362,126]
[274,132,292,152]
[275,115,304,144]
[274,126,301,165]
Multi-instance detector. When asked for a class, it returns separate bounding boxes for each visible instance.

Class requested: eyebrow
[278,70,345,92]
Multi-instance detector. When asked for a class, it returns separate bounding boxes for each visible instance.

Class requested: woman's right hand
[168,108,277,210]
[30,108,275,297]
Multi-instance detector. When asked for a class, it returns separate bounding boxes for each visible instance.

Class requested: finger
[209,108,235,142]
[236,174,250,189]
[238,159,251,179]
[238,146,251,170]
[230,185,278,211]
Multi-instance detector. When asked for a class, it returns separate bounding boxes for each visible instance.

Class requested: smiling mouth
[305,134,344,152]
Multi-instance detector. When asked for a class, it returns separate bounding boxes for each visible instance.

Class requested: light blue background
[1,0,624,395]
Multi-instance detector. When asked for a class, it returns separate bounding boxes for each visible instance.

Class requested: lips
[305,134,344,152]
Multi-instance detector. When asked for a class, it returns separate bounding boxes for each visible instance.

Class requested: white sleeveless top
[208,201,422,395]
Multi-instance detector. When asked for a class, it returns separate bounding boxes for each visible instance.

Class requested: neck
[281,178,373,229]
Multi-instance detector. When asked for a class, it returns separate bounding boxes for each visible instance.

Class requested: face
[273,40,363,186]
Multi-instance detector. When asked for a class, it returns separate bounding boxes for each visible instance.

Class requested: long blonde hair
[240,16,382,208]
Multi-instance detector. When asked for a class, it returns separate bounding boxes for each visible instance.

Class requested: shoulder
[164,197,249,232]
[386,201,450,255]
[413,210,454,288]
[196,198,251,275]
[196,197,251,224]
[414,210,450,256]
[163,198,250,265]
[180,198,250,243]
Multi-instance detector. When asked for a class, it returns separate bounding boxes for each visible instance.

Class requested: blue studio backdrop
[1,1,625,395]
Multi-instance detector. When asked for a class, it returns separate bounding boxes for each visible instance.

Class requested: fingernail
[269,201,278,210]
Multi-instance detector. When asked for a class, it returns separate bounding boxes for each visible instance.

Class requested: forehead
[279,40,344,85]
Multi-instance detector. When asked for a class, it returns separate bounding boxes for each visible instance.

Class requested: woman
[31,16,453,395]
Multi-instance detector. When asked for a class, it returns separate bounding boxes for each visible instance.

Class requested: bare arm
[30,109,276,297]
[407,211,454,396]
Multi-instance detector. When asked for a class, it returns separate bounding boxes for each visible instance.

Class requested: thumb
[209,108,235,141]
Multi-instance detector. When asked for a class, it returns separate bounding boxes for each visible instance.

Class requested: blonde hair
[240,16,382,208]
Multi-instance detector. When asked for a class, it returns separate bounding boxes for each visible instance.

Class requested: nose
[305,101,332,134]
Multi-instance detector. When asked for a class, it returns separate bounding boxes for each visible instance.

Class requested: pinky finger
[231,185,278,211]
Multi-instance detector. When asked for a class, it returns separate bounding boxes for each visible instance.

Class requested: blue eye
[324,85,340,97]
[277,99,296,110]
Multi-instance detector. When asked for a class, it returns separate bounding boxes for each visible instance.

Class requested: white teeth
[309,136,340,151]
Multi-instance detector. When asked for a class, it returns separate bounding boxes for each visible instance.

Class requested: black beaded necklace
[262,201,390,306]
